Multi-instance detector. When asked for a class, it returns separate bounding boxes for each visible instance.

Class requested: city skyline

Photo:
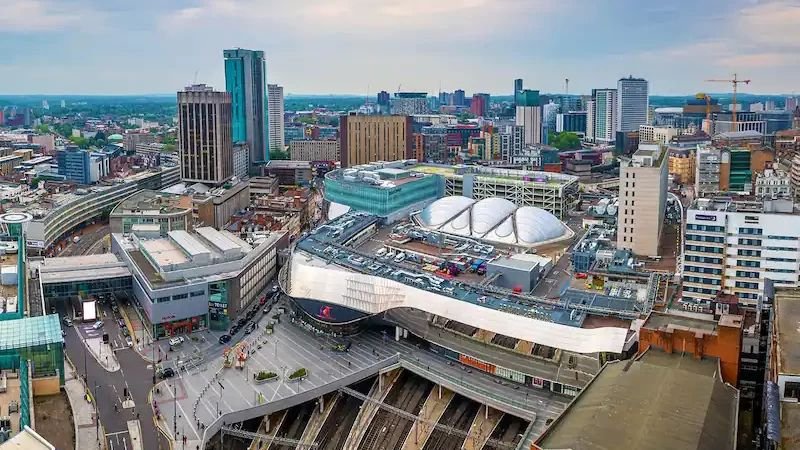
[1,0,799,95]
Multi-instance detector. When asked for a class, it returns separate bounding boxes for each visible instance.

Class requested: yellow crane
[705,73,751,127]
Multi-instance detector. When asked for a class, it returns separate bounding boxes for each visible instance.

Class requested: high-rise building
[470,93,490,117]
[452,90,466,107]
[56,146,110,184]
[616,76,649,133]
[617,143,668,257]
[786,97,799,112]
[542,101,560,143]
[177,84,233,185]
[224,48,268,164]
[391,93,428,115]
[556,111,587,136]
[339,114,412,167]
[233,142,249,180]
[682,197,800,307]
[593,89,618,144]
[515,90,543,145]
[377,91,391,114]
[267,84,285,152]
[585,100,596,141]
[514,79,523,105]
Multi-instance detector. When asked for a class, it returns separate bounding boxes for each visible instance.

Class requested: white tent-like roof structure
[416,196,571,247]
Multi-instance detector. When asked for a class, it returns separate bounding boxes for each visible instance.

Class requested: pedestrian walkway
[78,323,120,372]
[119,302,155,363]
[64,359,105,450]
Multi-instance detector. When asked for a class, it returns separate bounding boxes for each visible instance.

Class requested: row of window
[737,292,759,300]
[766,257,797,262]
[765,268,796,274]
[735,281,759,289]
[738,249,761,257]
[684,265,722,275]
[738,227,763,235]
[687,234,724,243]
[154,290,206,304]
[687,245,724,254]
[766,235,799,241]
[685,276,721,285]
[738,260,760,268]
[687,224,724,233]
[738,238,762,246]
[685,255,722,265]
[735,270,759,279]
[682,285,718,295]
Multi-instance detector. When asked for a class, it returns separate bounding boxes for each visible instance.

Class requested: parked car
[125,336,134,348]
[168,336,185,347]
[575,272,588,279]
[244,323,256,335]
[218,334,232,344]
[160,367,175,379]
[118,319,126,328]
[92,321,104,330]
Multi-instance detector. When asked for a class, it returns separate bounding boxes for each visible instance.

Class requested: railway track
[482,415,526,450]
[359,372,432,450]
[423,394,479,450]
[316,378,375,450]
[272,403,315,450]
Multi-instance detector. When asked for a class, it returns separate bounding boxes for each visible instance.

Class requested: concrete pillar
[379,372,384,391]
[485,404,489,419]
[403,328,408,338]
[395,326,402,342]
[319,396,324,413]
[438,384,442,399]
[265,414,270,433]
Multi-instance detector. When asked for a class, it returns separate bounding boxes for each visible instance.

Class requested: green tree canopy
[270,149,290,160]
[548,132,582,150]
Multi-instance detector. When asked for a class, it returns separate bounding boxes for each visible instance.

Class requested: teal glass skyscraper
[224,48,269,165]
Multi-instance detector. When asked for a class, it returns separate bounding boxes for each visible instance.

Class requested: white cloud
[0,0,99,32]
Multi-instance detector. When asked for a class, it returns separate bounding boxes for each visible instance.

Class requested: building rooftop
[537,350,738,450]
[111,190,192,217]
[0,425,56,450]
[691,196,796,214]
[0,314,63,352]
[642,311,725,334]
[409,162,579,187]
[714,130,763,139]
[775,287,800,375]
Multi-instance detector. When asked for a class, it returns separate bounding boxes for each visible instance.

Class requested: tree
[68,135,88,148]
[548,132,581,150]
[270,148,290,160]
[34,124,50,134]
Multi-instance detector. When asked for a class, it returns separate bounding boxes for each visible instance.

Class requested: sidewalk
[119,302,156,363]
[64,358,106,450]
[83,337,121,372]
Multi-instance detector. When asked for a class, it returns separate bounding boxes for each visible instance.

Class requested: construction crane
[705,73,751,127]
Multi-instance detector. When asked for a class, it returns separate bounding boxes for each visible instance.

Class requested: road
[62,299,168,450]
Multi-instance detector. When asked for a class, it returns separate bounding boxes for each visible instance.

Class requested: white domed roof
[419,196,475,227]
[471,198,516,235]
[415,196,570,247]
[515,206,568,244]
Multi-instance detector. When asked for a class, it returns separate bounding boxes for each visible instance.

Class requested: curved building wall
[287,253,628,354]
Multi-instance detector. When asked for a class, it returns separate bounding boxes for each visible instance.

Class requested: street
[62,299,168,450]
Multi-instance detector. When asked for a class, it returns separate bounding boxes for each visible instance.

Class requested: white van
[376,248,387,257]
[169,336,185,347]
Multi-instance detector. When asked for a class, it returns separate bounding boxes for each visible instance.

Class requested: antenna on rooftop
[193,70,199,85]
[565,78,569,96]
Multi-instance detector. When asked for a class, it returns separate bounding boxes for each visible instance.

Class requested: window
[738,227,763,235]
[190,291,205,297]
[172,293,188,300]
[156,296,170,303]
[767,235,798,241]
[738,238,762,246]
[785,382,800,401]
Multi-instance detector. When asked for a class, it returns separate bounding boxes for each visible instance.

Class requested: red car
[575,272,588,279]
[259,296,267,305]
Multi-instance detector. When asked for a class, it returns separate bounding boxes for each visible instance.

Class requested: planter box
[255,375,278,384]
[287,375,306,383]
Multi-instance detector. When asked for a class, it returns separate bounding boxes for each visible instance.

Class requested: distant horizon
[0,92,796,99]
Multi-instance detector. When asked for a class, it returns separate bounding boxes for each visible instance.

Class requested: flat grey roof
[196,227,240,253]
[643,312,719,334]
[775,288,800,375]
[537,350,738,450]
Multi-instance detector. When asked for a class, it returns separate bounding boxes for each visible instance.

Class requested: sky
[1,0,799,96]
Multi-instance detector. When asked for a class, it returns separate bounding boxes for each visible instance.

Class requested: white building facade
[682,198,800,307]
[267,84,285,152]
